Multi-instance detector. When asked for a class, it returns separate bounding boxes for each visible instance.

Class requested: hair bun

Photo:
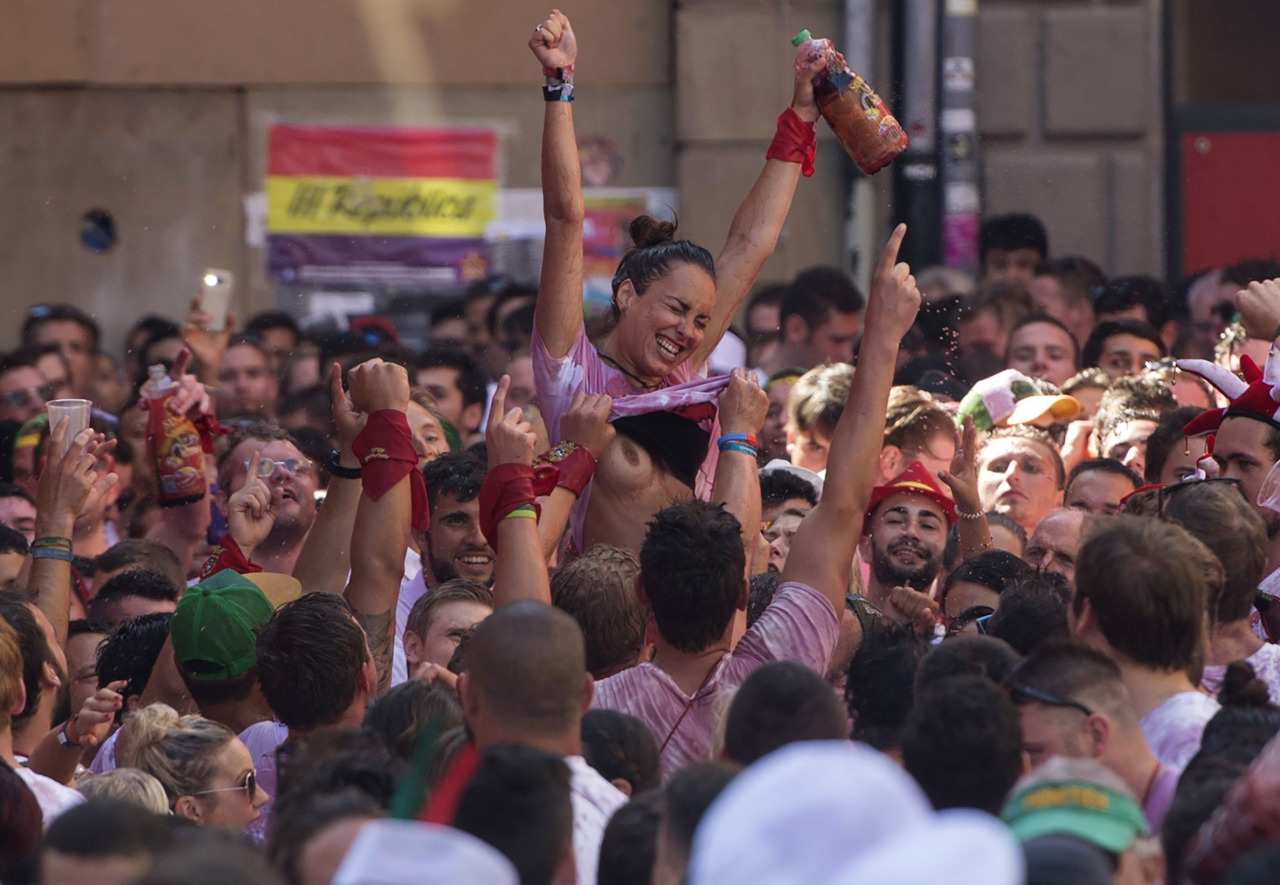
[628,215,678,250]
[116,703,179,766]
[1218,660,1272,708]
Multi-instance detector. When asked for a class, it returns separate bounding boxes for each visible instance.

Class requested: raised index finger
[876,223,908,279]
[488,375,511,433]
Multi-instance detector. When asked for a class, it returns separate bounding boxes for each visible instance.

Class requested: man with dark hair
[94,611,172,724]
[459,601,627,885]
[402,579,492,678]
[988,575,1072,656]
[453,744,576,885]
[846,623,928,755]
[92,539,185,591]
[1143,406,1209,486]
[551,546,647,680]
[901,674,1024,814]
[1092,374,1177,478]
[580,709,660,798]
[86,570,179,628]
[1070,516,1219,768]
[0,525,29,591]
[1081,320,1166,380]
[63,619,109,728]
[1030,255,1105,346]
[1007,639,1180,830]
[758,465,819,574]
[41,799,175,884]
[243,311,300,358]
[21,304,100,398]
[215,422,319,575]
[215,334,279,419]
[1064,458,1141,516]
[392,455,494,685]
[592,230,921,776]
[979,213,1048,287]
[169,570,276,734]
[1093,275,1178,354]
[597,792,661,885]
[0,482,37,543]
[769,265,864,371]
[652,761,741,885]
[858,462,955,619]
[0,352,61,424]
[416,349,489,438]
[722,661,846,766]
[428,298,470,351]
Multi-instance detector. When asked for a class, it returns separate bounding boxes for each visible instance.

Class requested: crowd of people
[4,8,1280,885]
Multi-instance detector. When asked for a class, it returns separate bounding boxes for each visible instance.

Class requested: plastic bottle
[792,29,909,175]
[141,365,207,506]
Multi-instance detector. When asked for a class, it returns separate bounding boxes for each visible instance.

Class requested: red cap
[864,461,957,529]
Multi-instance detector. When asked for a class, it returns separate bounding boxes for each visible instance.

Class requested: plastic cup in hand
[1259,460,1280,513]
[47,399,92,455]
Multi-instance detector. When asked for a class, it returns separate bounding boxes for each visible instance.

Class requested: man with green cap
[170,569,278,736]
[1002,756,1164,884]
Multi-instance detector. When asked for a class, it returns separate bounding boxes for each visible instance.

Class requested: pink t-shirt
[1201,642,1280,703]
[1139,691,1220,770]
[1143,764,1180,832]
[566,755,628,885]
[531,322,729,549]
[591,581,840,779]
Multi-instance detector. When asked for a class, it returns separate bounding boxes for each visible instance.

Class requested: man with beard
[392,453,495,685]
[857,462,955,624]
[216,424,320,575]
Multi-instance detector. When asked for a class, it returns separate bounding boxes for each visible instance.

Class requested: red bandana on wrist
[766,108,817,177]
[193,413,232,454]
[534,441,597,498]
[352,410,429,533]
[478,463,558,552]
[200,533,264,580]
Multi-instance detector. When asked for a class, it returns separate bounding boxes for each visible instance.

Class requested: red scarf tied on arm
[352,410,429,533]
[478,463,558,553]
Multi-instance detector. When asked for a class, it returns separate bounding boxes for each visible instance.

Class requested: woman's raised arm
[531,9,586,359]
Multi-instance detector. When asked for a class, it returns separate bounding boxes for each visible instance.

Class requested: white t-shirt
[566,755,628,885]
[1201,642,1280,703]
[1140,690,1220,769]
[17,765,85,826]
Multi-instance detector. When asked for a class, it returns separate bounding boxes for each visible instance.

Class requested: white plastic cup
[1259,460,1280,513]
[47,399,92,455]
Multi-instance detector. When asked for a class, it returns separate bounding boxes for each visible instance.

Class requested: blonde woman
[117,704,268,828]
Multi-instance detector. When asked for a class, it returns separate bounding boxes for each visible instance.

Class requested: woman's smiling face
[613,262,716,383]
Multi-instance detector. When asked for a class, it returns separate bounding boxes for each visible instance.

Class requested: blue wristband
[32,547,75,562]
[719,441,758,458]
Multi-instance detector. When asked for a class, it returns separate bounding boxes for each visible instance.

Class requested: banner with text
[266,126,498,287]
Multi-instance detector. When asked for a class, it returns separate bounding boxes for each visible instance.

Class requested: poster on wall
[265,125,498,288]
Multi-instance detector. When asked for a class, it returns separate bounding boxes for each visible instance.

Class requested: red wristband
[478,463,557,553]
[193,413,232,454]
[534,441,597,498]
[200,533,264,581]
[766,108,817,177]
[353,410,430,533]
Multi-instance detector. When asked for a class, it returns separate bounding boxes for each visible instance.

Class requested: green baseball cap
[171,570,274,682]
[1001,779,1149,853]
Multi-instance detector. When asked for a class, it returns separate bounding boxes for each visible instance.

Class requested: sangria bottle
[792,29,909,174]
[141,364,207,506]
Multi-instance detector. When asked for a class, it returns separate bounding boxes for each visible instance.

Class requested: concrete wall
[0,0,1168,355]
[976,0,1165,276]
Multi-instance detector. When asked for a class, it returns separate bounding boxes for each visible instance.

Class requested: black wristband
[328,450,362,480]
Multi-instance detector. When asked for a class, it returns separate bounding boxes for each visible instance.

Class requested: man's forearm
[294,473,362,592]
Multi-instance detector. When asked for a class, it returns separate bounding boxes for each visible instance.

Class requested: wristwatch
[328,450,363,480]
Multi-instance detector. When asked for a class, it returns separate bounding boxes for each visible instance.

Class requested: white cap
[688,742,932,885]
[332,819,519,885]
[829,810,1024,885]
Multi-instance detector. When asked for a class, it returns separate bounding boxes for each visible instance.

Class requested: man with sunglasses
[215,425,319,576]
[1007,639,1180,831]
[0,352,64,424]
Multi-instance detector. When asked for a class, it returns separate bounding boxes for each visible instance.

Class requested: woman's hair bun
[628,215,678,250]
[1218,660,1272,709]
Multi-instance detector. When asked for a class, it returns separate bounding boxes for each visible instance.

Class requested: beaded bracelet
[956,510,986,521]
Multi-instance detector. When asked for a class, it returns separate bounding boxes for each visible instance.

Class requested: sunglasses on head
[1008,683,1094,717]
[193,769,257,803]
